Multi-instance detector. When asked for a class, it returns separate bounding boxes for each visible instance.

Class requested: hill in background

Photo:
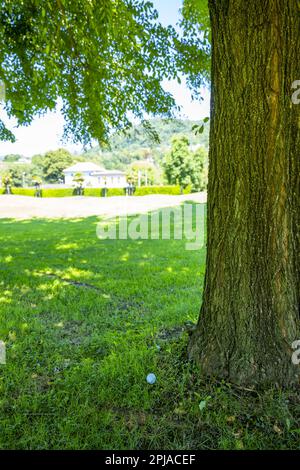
[82,118,209,170]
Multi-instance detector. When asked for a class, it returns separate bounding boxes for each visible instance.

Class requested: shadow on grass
[0,205,299,450]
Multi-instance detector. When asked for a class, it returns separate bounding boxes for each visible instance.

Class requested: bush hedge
[1,185,191,197]
[134,185,191,196]
[0,188,75,197]
[83,188,101,197]
[78,188,125,197]
[2,188,36,197]
[107,188,125,197]
[41,188,75,198]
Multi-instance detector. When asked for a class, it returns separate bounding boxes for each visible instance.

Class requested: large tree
[163,135,194,192]
[41,148,73,182]
[1,0,299,387]
[186,0,300,387]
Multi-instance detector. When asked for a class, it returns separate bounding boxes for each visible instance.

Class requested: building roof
[63,162,125,175]
[92,170,125,175]
[63,162,105,173]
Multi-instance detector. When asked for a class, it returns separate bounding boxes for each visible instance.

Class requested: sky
[0,0,210,158]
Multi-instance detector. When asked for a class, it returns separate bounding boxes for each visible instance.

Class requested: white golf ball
[146,373,156,384]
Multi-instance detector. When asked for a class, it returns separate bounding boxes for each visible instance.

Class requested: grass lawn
[0,203,300,449]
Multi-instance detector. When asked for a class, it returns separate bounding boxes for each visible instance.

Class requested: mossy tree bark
[189,0,300,387]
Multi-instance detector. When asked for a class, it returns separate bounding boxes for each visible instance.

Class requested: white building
[63,162,127,188]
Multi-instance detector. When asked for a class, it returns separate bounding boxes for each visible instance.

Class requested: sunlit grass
[0,206,299,449]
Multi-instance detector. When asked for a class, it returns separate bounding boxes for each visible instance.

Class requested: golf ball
[146,373,156,384]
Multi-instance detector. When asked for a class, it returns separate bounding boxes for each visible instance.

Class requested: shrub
[8,188,36,197]
[1,185,191,198]
[83,188,102,197]
[1,187,75,197]
[83,188,125,197]
[134,185,191,196]
[40,188,75,198]
[183,185,192,194]
[107,188,125,197]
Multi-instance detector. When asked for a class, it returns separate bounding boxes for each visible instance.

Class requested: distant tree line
[1,120,209,191]
[0,149,75,187]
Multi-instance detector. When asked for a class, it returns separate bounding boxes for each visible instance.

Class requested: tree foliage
[164,135,193,190]
[126,160,160,186]
[0,163,32,186]
[32,175,42,186]
[3,153,22,162]
[0,0,179,144]
[164,134,208,192]
[178,0,211,95]
[72,172,85,194]
[83,118,210,170]
[39,148,73,183]
[192,146,207,191]
[1,172,11,187]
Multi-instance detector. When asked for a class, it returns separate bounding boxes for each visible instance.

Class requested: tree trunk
[189,0,300,387]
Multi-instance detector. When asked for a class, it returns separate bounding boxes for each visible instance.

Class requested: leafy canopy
[3,153,22,162]
[0,0,210,144]
[164,135,194,189]
[126,160,160,186]
[178,0,210,96]
[1,163,31,187]
[0,0,179,144]
[164,134,207,191]
[39,148,73,183]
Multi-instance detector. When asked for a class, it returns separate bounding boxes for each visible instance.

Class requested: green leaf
[199,400,207,411]
[199,395,211,412]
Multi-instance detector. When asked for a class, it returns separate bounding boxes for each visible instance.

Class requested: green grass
[0,204,300,450]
